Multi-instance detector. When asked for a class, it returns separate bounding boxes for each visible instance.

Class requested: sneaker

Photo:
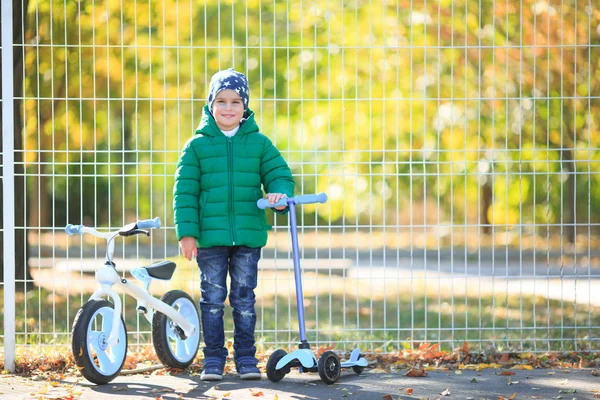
[236,357,261,380]
[201,358,224,381]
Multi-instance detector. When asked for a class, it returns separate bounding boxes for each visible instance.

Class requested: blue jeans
[196,246,261,363]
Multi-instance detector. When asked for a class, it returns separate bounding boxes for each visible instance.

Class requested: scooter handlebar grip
[65,224,83,236]
[257,198,287,209]
[294,193,328,205]
[136,217,161,229]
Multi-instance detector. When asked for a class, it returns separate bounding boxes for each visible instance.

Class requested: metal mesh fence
[1,0,599,359]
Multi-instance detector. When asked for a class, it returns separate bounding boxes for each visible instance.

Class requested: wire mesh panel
[2,0,599,356]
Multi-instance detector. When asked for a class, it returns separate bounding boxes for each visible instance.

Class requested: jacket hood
[195,105,259,137]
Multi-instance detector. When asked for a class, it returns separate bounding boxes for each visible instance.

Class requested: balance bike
[65,218,201,384]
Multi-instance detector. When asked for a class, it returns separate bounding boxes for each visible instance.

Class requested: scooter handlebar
[294,193,328,205]
[257,193,328,209]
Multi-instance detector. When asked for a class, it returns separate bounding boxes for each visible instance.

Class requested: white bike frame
[77,226,196,346]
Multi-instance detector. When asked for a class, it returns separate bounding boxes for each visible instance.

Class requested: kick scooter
[258,193,368,384]
[65,218,201,384]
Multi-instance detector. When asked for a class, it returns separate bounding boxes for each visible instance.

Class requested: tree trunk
[0,0,35,291]
[481,180,493,235]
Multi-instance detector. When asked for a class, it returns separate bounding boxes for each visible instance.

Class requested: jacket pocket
[198,191,209,229]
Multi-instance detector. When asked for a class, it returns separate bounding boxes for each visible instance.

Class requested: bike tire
[152,290,201,369]
[71,299,128,385]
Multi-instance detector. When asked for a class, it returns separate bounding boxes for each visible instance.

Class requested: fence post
[2,0,16,373]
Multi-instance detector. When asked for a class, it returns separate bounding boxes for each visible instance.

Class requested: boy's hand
[267,193,287,210]
[179,237,197,261]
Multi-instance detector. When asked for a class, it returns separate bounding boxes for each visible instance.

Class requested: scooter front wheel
[318,350,341,385]
[266,349,289,382]
[71,299,128,384]
[152,290,201,369]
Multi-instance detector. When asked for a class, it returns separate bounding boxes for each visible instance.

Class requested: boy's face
[212,89,244,131]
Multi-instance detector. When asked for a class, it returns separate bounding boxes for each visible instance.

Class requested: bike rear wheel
[152,290,201,369]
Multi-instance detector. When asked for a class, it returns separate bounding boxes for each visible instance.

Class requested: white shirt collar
[221,126,239,137]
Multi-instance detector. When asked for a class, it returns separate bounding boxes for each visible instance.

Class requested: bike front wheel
[71,299,128,384]
[152,290,201,369]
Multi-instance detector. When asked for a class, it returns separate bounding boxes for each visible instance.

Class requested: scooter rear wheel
[352,365,365,374]
[318,350,341,384]
[266,349,288,382]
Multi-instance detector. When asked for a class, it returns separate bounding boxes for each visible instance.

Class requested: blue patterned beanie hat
[207,68,250,112]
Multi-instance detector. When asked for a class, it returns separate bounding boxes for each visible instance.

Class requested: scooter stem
[288,201,308,343]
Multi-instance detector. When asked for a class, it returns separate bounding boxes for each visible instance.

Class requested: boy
[173,68,295,381]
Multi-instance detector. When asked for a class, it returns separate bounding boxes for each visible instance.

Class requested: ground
[1,367,600,400]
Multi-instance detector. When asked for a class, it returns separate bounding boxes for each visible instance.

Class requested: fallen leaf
[223,392,231,397]
[512,364,534,370]
[405,388,413,395]
[404,367,427,377]
[500,371,515,376]
[382,395,394,400]
[250,389,264,397]
[560,378,569,385]
[559,389,576,394]
[477,363,491,371]
[461,341,470,353]
[441,387,450,396]
[580,358,592,368]
[498,354,514,367]
[37,385,49,395]
[274,395,279,400]
[418,342,430,352]
[593,369,600,377]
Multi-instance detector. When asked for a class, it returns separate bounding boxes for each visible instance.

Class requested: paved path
[1,368,599,400]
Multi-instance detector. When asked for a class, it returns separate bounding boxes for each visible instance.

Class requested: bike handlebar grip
[65,224,83,236]
[136,217,161,229]
[294,193,328,205]
[257,198,287,209]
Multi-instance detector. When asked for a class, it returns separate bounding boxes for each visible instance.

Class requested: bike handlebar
[136,217,161,229]
[65,224,83,236]
[257,193,328,209]
[65,217,161,236]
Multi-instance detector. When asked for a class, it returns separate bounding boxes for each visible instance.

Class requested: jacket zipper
[227,137,236,245]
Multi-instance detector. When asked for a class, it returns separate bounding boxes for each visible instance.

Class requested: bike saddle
[143,260,176,280]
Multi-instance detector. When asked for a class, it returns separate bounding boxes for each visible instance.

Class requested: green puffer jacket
[173,105,295,248]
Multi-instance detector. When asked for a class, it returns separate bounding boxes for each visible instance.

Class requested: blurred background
[1,0,599,357]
